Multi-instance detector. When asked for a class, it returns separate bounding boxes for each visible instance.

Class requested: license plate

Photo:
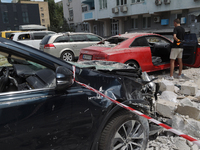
[83,54,92,60]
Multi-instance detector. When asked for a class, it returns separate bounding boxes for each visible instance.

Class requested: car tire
[61,51,74,62]
[99,110,149,150]
[125,60,139,70]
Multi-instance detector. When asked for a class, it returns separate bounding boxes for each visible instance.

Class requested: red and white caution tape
[72,66,200,147]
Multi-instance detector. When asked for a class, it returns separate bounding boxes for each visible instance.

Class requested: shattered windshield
[99,37,128,47]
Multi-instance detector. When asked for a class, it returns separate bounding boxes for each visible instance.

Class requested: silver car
[39,32,103,61]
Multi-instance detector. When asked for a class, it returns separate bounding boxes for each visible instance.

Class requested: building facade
[63,0,89,32]
[63,0,200,38]
[0,3,40,31]
[20,1,50,28]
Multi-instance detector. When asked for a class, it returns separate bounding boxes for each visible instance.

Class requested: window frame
[131,18,138,29]
[131,0,144,4]
[116,0,127,6]
[143,17,151,29]
[99,0,107,9]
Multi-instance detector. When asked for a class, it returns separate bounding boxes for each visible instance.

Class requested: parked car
[39,32,103,61]
[10,30,55,49]
[78,33,200,72]
[0,37,161,150]
[0,30,23,39]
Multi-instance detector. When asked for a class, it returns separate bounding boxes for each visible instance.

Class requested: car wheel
[99,111,149,150]
[125,60,139,70]
[61,51,74,62]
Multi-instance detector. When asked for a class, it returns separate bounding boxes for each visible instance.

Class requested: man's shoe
[178,74,184,79]
[178,75,182,79]
[166,76,174,80]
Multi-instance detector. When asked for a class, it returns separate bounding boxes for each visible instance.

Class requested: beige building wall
[20,1,50,28]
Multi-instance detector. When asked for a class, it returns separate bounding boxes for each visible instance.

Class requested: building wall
[63,0,89,32]
[79,0,200,37]
[0,3,40,31]
[20,1,50,28]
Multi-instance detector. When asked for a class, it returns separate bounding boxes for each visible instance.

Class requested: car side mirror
[56,66,74,90]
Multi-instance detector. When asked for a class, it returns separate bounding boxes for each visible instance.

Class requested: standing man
[168,18,185,80]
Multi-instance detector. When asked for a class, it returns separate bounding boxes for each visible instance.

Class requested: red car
[78,33,200,72]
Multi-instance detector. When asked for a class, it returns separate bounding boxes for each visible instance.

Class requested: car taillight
[94,53,108,60]
[44,44,55,49]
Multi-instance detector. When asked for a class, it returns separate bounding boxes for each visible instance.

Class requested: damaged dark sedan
[0,37,159,150]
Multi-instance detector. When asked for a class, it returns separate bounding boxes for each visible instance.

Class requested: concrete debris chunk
[160,91,178,103]
[176,98,200,120]
[158,79,175,92]
[180,81,198,96]
[196,78,200,90]
[172,137,190,150]
[172,114,200,138]
[156,98,177,118]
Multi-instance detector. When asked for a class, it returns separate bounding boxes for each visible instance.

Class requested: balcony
[82,10,95,21]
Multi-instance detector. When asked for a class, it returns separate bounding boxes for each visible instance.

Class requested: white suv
[39,32,103,61]
[11,31,55,49]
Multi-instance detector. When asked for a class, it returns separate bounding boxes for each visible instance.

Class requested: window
[69,9,73,17]
[18,34,31,40]
[146,36,169,44]
[116,0,127,6]
[33,32,47,40]
[54,36,70,43]
[81,23,89,31]
[131,18,138,29]
[86,34,102,41]
[41,13,44,17]
[132,0,144,3]
[93,25,97,35]
[40,7,44,11]
[99,0,107,9]
[68,0,72,2]
[70,35,87,42]
[21,5,29,23]
[42,19,45,23]
[1,5,9,24]
[143,17,151,28]
[13,4,17,12]
[111,20,119,35]
[0,51,56,92]
[82,5,88,12]
[105,37,127,44]
[130,37,149,47]
[22,12,29,23]
[2,11,9,24]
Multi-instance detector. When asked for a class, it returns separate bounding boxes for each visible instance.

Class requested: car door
[32,32,46,49]
[17,33,34,48]
[182,33,200,67]
[70,34,92,57]
[0,50,93,149]
[129,36,153,72]
[85,34,102,47]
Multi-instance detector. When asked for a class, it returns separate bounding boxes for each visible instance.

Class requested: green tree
[46,0,71,33]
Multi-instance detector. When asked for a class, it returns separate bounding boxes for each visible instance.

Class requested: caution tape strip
[72,66,200,147]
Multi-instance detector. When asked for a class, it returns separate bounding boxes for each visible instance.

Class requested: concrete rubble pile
[147,78,200,150]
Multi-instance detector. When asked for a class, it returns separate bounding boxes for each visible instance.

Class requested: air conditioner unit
[155,0,162,5]
[120,5,128,13]
[112,7,119,14]
[154,16,160,22]
[164,0,171,4]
